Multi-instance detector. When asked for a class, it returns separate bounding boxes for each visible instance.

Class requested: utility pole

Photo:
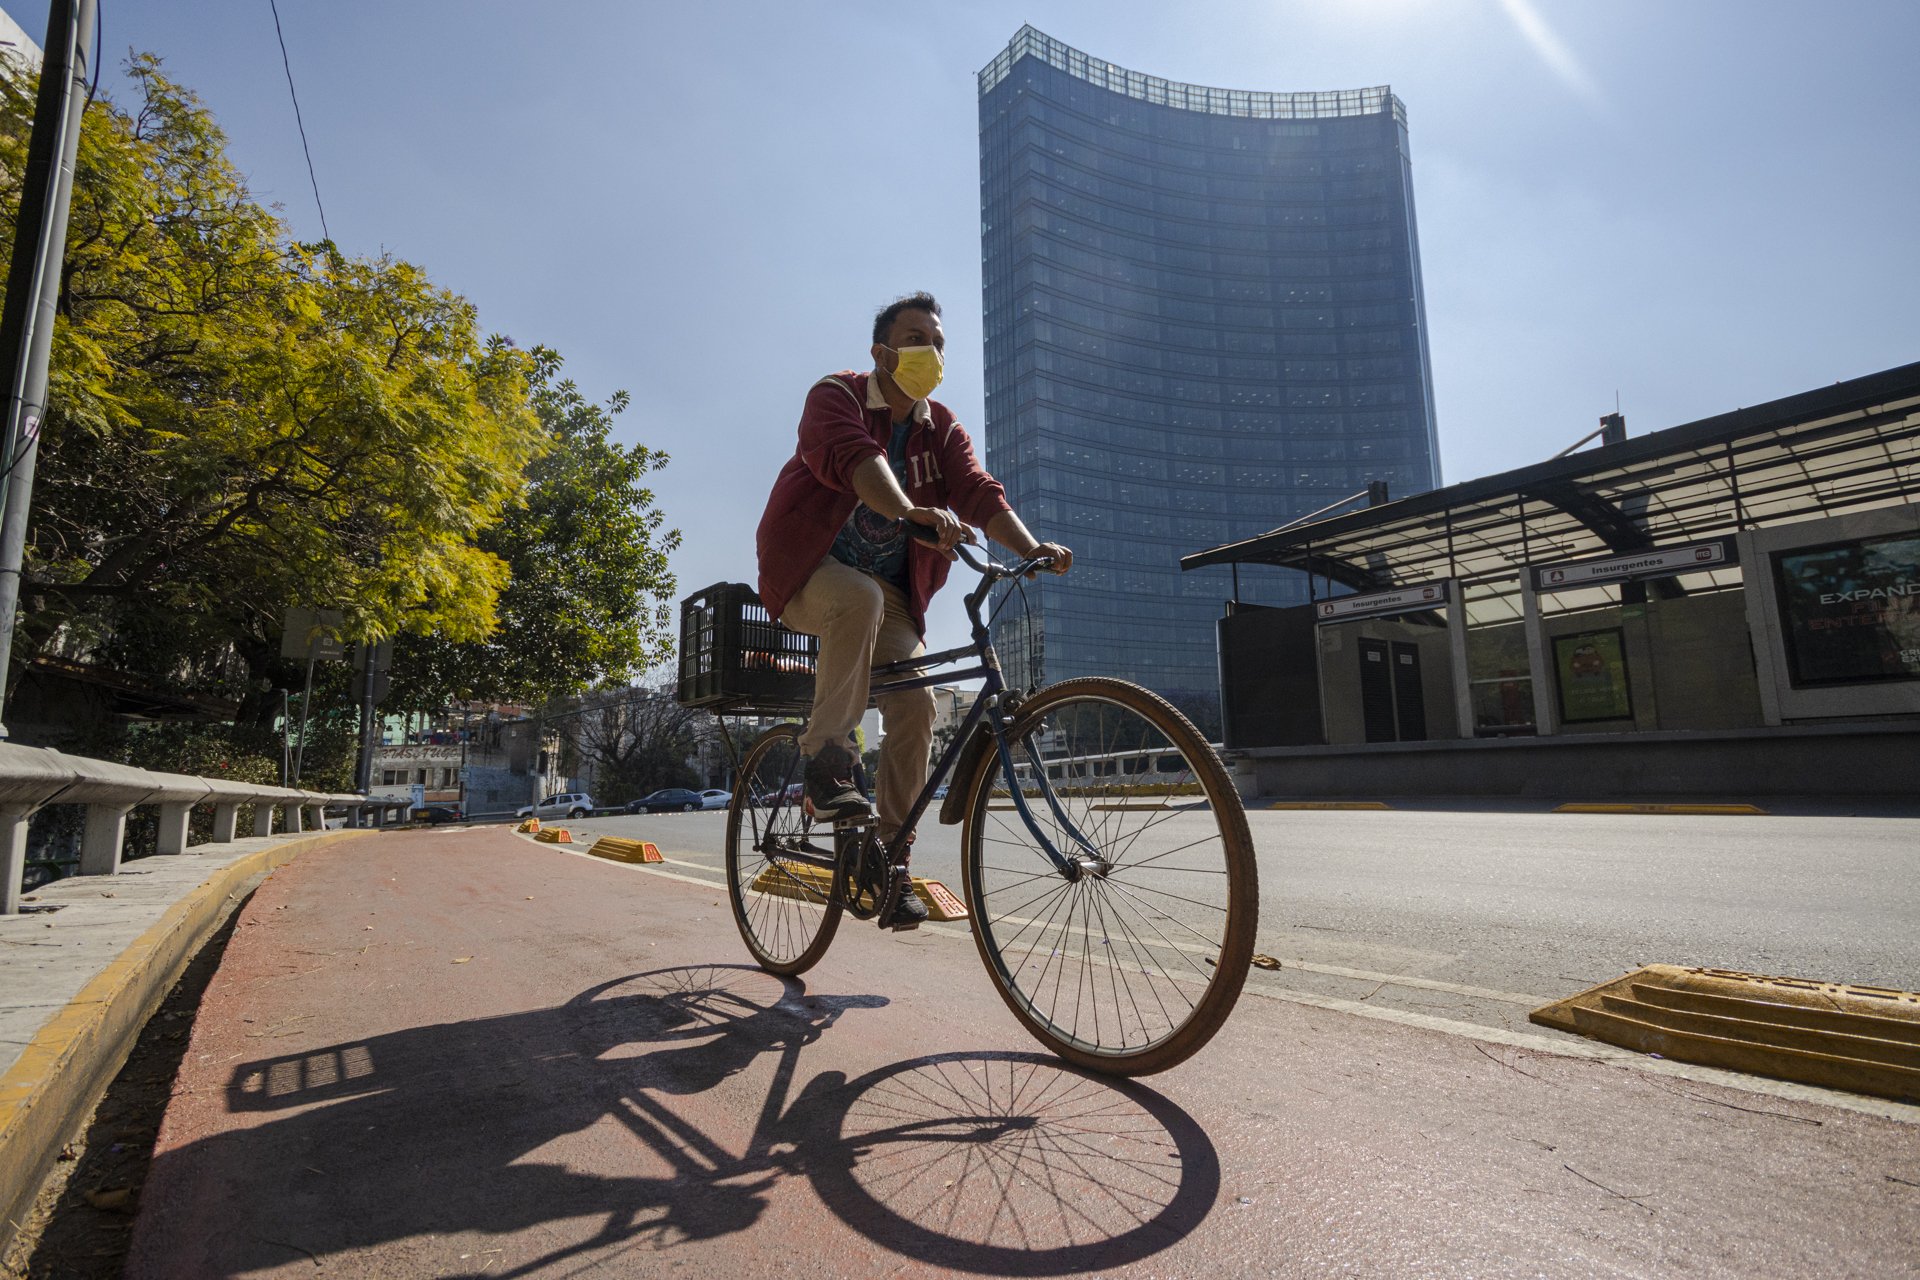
[350,638,392,797]
[0,0,98,737]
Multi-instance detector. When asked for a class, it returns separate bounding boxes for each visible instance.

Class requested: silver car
[516,791,595,819]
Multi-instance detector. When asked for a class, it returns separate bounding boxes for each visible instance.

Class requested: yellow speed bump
[747,860,968,921]
[1532,965,1920,1102]
[587,836,663,864]
[1553,803,1766,815]
[533,827,573,844]
[1268,801,1391,811]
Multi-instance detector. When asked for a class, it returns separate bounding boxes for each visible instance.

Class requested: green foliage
[0,56,679,737]
[391,352,681,709]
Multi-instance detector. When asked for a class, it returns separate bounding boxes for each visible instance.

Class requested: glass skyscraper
[978,27,1441,733]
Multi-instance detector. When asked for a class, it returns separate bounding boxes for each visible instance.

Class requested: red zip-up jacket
[756,370,1012,637]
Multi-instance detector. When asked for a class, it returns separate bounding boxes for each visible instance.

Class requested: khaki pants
[780,558,935,844]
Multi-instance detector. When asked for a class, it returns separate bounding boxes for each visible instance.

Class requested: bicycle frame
[753,543,1103,892]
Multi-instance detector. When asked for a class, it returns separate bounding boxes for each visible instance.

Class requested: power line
[266,0,329,243]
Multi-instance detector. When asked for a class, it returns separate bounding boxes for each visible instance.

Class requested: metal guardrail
[0,743,403,914]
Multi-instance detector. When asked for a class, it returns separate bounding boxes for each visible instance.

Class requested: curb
[0,830,365,1251]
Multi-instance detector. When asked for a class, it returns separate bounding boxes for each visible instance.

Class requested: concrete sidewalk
[91,826,1916,1278]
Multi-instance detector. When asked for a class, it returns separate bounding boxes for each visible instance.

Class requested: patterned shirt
[828,418,914,590]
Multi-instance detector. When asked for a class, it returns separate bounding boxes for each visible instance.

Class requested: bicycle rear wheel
[959,678,1257,1075]
[726,724,843,975]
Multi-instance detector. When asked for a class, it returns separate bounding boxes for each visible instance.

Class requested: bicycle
[705,539,1258,1076]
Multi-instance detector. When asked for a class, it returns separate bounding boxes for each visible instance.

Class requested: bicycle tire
[959,677,1257,1075]
[726,724,843,976]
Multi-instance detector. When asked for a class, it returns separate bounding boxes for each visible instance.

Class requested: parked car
[413,805,464,824]
[516,792,595,820]
[698,789,732,810]
[627,788,704,814]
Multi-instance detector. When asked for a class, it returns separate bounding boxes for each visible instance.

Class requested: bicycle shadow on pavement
[129,965,1219,1278]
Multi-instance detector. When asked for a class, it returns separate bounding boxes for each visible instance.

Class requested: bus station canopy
[1181,361,1920,623]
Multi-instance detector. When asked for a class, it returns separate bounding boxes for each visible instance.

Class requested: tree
[389,350,681,710]
[5,56,545,736]
[562,685,710,806]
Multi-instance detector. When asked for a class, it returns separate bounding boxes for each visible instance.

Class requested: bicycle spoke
[965,681,1253,1071]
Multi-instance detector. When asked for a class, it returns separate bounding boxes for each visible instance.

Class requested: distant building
[0,6,42,76]
[977,27,1440,731]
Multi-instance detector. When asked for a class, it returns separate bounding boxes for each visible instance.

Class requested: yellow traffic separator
[1553,802,1766,815]
[748,859,969,921]
[516,818,541,833]
[533,827,573,844]
[1531,965,1920,1102]
[586,836,663,864]
[1268,801,1391,811]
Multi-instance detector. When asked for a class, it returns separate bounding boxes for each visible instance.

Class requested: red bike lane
[125,827,1916,1278]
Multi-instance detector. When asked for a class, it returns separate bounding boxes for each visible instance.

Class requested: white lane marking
[1278,960,1542,1006]
[523,834,730,893]
[533,834,1920,1126]
[1247,985,1920,1125]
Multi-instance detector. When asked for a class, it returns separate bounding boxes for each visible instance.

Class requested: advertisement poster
[1772,533,1920,686]
[1554,628,1633,723]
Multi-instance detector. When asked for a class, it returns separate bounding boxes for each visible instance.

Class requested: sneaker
[803,743,872,823]
[888,887,928,930]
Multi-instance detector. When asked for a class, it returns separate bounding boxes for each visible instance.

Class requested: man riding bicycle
[754,291,1070,927]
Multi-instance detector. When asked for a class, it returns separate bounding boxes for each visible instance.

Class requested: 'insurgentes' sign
[1772,531,1920,686]
[1533,540,1734,592]
[1315,580,1450,624]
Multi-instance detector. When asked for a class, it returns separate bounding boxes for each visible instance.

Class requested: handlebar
[904,519,1056,581]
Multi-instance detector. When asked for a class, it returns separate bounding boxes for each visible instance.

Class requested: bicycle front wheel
[726,724,842,975]
[959,678,1257,1075]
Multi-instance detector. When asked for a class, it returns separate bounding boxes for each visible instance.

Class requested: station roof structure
[1181,361,1920,623]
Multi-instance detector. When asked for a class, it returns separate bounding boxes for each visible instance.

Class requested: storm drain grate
[1531,965,1920,1103]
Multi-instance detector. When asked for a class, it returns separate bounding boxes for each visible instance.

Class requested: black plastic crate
[677,582,818,712]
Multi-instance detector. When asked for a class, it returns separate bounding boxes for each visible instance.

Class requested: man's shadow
[131,966,1219,1277]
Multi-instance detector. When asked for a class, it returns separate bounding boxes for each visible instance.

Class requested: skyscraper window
[979,26,1441,733]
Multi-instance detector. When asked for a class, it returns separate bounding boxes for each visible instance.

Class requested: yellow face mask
[886,345,944,401]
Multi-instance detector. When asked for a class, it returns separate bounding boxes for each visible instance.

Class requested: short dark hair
[872,292,941,346]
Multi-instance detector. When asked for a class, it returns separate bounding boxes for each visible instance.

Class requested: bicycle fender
[938,724,994,825]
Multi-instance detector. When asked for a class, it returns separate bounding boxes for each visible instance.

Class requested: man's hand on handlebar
[904,507,969,560]
[1023,541,1073,579]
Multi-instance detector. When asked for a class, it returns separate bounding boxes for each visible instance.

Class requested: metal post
[0,0,97,736]
[354,644,377,795]
[459,703,471,816]
[291,650,317,784]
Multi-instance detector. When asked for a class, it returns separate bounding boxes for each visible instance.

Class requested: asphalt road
[561,804,1920,1044]
[122,827,1920,1277]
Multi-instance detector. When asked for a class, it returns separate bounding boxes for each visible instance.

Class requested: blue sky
[60,1,1920,658]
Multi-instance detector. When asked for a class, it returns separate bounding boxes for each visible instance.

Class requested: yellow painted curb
[1268,801,1392,811]
[1553,803,1767,816]
[0,830,365,1253]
